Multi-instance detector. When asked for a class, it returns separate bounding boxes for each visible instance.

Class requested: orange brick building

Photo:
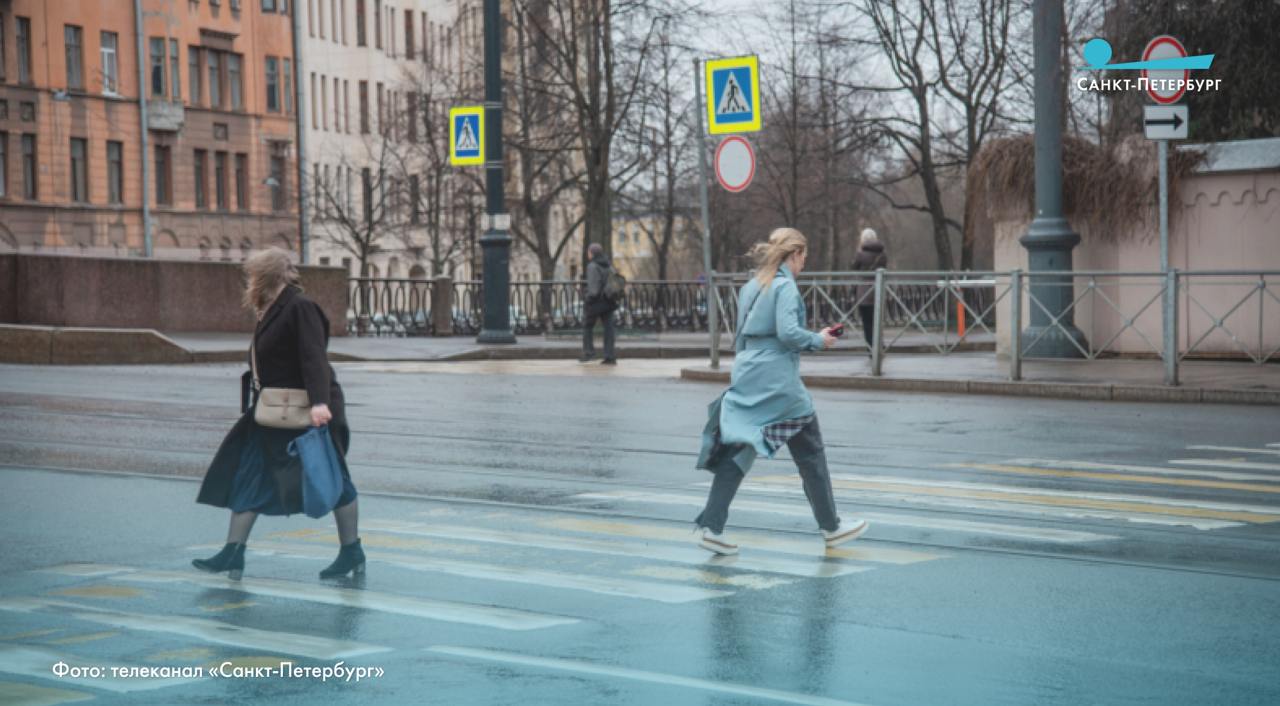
[0,0,300,259]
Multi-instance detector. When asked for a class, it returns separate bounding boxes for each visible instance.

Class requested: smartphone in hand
[828,323,845,338]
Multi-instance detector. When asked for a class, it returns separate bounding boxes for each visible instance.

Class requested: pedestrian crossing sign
[449,106,485,166]
[705,55,761,135]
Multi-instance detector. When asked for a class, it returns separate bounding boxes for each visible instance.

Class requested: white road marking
[219,542,733,605]
[426,645,874,706]
[571,491,1119,543]
[0,598,389,660]
[47,564,579,630]
[0,645,201,693]
[362,520,867,578]
[1186,445,1280,457]
[1006,458,1280,483]
[1169,459,1280,472]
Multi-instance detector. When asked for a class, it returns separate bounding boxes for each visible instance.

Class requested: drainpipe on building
[291,0,310,264]
[133,0,153,257]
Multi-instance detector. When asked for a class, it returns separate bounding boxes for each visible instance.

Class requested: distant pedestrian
[194,248,365,580]
[581,243,618,365]
[693,228,869,555]
[851,228,888,350]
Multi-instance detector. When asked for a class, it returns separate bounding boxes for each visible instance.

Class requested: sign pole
[694,59,720,370]
[1158,139,1169,272]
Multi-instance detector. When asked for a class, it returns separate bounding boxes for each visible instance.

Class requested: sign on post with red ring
[714,136,755,193]
[1141,35,1189,105]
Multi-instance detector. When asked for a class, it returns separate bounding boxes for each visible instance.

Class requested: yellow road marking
[958,463,1280,494]
[0,630,61,642]
[44,631,119,646]
[0,680,93,706]
[50,585,144,600]
[752,475,1280,523]
[147,647,217,663]
[542,517,941,565]
[200,601,257,612]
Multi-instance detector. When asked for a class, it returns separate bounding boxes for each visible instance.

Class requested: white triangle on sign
[456,119,479,151]
[716,72,750,116]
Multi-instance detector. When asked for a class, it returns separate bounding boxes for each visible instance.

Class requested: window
[150,38,165,97]
[107,141,123,204]
[406,92,417,143]
[228,54,242,109]
[358,80,368,133]
[421,12,427,65]
[343,80,350,132]
[100,32,119,93]
[65,26,84,90]
[215,151,228,210]
[264,57,279,112]
[0,133,7,197]
[308,0,315,37]
[409,174,420,223]
[318,0,325,39]
[313,163,322,218]
[283,58,293,114]
[235,153,248,210]
[321,75,328,130]
[355,0,366,46]
[309,73,317,128]
[333,77,340,131]
[0,14,6,83]
[207,50,221,107]
[376,82,384,134]
[154,145,171,205]
[262,0,277,10]
[270,153,286,212]
[194,149,207,208]
[189,47,202,104]
[21,133,36,199]
[17,17,32,84]
[374,0,382,49]
[361,167,372,225]
[170,39,180,99]
[334,0,342,43]
[404,9,414,59]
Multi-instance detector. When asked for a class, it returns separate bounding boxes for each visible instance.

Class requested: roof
[1179,136,1280,174]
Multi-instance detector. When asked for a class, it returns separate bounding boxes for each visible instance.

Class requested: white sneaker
[697,527,739,556]
[823,519,869,548]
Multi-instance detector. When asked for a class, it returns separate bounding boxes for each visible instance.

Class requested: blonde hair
[860,228,880,246]
[243,247,301,315]
[749,228,807,288]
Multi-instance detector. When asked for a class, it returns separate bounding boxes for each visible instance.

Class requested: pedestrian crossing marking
[145,647,216,663]
[363,520,869,578]
[958,463,1280,494]
[51,585,145,599]
[749,474,1280,524]
[79,563,582,630]
[1170,459,1280,472]
[571,491,1119,543]
[625,566,795,590]
[1187,445,1280,457]
[199,600,257,612]
[0,597,390,660]
[267,527,486,556]
[427,645,874,706]
[541,517,942,566]
[1005,458,1280,483]
[0,629,62,641]
[237,541,734,604]
[0,645,203,694]
[0,679,93,705]
[43,631,119,646]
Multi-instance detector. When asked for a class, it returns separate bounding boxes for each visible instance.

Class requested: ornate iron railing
[444,280,710,336]
[347,278,435,337]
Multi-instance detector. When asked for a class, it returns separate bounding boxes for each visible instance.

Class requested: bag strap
[249,333,261,392]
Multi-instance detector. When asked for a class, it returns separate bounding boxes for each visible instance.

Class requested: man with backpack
[581,243,623,365]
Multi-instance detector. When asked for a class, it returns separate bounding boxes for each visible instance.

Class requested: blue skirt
[228,420,358,516]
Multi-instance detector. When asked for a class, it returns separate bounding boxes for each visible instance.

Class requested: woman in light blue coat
[694,228,869,555]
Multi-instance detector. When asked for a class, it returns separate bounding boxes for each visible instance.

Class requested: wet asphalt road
[1,360,1279,705]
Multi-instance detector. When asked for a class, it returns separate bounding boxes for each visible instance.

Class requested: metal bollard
[1010,270,1022,381]
[1163,269,1178,386]
[871,269,885,376]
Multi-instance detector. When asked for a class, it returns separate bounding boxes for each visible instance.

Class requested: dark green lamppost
[1020,0,1086,357]
[477,0,515,344]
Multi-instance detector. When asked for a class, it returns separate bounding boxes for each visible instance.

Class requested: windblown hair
[750,228,807,289]
[242,247,301,315]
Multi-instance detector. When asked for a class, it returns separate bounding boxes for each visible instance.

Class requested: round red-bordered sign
[714,136,755,193]
[1141,35,1189,105]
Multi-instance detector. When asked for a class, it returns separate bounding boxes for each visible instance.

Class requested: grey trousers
[583,307,616,359]
[695,417,841,533]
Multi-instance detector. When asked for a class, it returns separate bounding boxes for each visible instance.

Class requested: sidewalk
[680,353,1280,405]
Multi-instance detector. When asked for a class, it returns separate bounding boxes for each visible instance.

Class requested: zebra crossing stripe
[0,598,389,660]
[1003,458,1280,483]
[1168,459,1280,472]
[1186,445,1280,457]
[236,542,734,605]
[70,564,581,630]
[958,463,1280,494]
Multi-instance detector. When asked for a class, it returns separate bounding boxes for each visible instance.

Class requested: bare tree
[313,135,404,278]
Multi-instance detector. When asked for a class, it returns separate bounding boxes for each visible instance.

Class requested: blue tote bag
[287,425,345,519]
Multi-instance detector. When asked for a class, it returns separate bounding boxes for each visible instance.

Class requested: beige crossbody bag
[251,338,312,429]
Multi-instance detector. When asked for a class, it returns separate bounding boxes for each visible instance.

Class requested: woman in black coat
[193,248,364,580]
[851,228,888,349]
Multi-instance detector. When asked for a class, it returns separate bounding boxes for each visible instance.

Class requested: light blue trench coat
[697,265,824,474]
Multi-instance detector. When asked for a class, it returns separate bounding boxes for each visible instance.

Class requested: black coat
[197,286,346,511]
[851,242,888,304]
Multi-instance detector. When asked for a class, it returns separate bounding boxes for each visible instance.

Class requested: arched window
[409,264,427,279]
